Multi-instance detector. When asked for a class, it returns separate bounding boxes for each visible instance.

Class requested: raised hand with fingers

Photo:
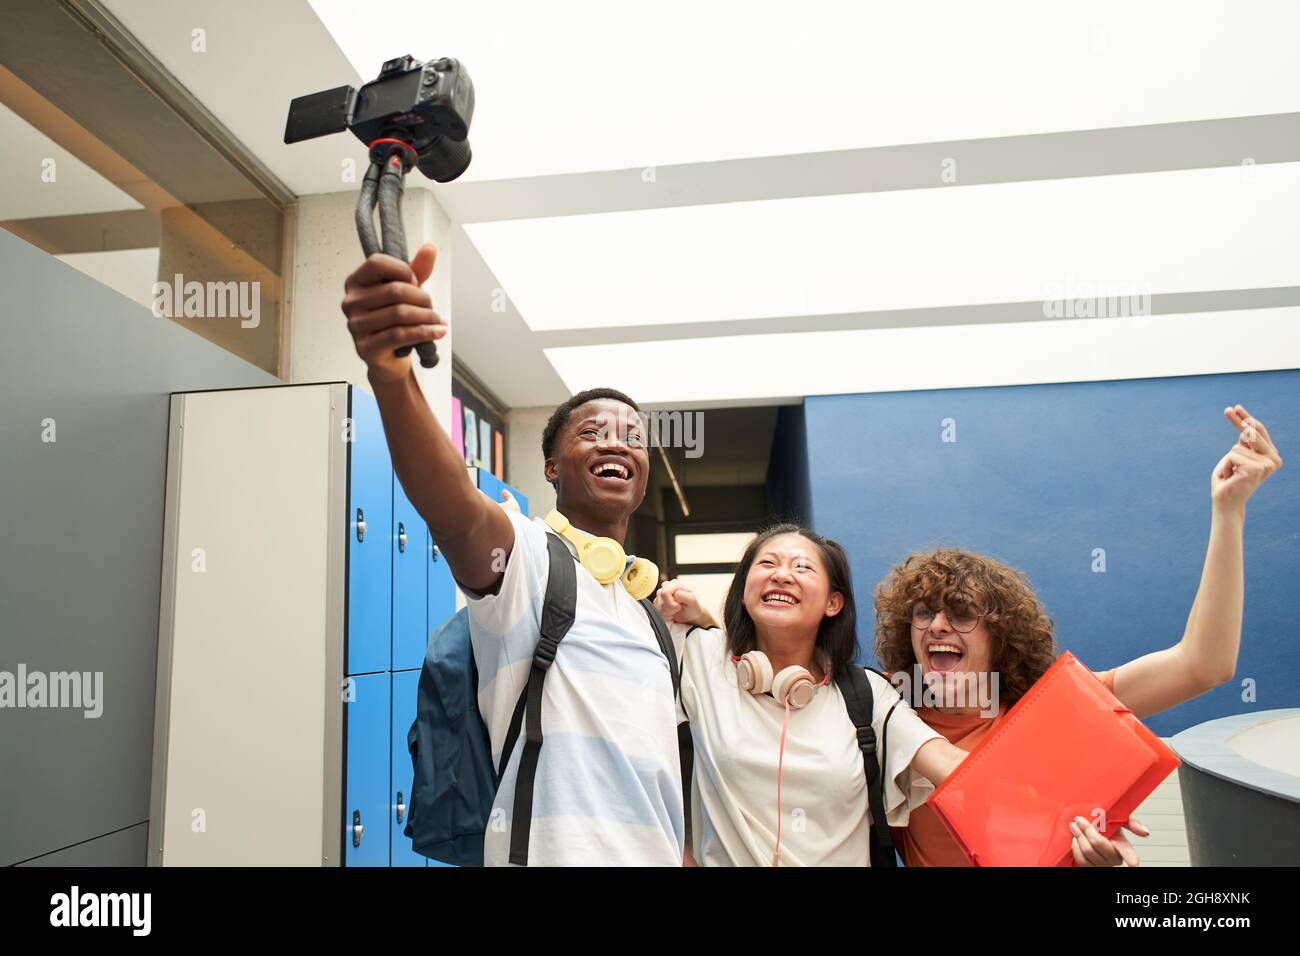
[340,244,445,385]
[1213,404,1284,513]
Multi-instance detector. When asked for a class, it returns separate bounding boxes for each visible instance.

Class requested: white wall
[505,405,556,517]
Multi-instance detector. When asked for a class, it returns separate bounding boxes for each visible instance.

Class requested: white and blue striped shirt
[464,510,684,866]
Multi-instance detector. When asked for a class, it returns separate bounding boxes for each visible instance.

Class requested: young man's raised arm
[342,245,513,594]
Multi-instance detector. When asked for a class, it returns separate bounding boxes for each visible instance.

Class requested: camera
[284,54,474,182]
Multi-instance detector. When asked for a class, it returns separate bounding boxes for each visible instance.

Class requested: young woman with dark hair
[656,524,968,866]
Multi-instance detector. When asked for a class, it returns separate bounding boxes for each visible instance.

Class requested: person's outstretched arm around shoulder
[342,246,513,594]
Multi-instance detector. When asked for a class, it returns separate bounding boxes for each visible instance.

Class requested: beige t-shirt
[673,625,941,867]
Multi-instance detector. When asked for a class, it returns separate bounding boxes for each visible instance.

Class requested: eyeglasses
[909,601,984,634]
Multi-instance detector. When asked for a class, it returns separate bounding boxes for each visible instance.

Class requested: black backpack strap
[880,698,905,865]
[638,598,680,699]
[835,667,897,867]
[638,598,694,854]
[677,721,694,855]
[504,532,578,866]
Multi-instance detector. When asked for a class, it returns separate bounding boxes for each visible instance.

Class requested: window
[669,528,757,623]
[0,1,292,375]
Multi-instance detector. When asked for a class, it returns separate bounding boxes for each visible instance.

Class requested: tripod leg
[377,154,439,368]
[377,154,408,261]
[355,160,382,258]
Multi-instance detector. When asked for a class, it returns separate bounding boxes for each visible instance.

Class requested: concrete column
[287,186,453,423]
[505,405,558,517]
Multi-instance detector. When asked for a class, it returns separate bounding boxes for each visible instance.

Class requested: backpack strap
[835,667,897,867]
[639,598,694,853]
[638,598,680,699]
[504,532,578,866]
[881,697,904,854]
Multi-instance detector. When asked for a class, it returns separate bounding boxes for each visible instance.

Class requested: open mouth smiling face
[743,533,843,630]
[580,431,645,507]
[547,398,650,511]
[909,596,993,679]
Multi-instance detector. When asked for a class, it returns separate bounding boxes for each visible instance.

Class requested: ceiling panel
[467,162,1300,331]
[311,0,1300,182]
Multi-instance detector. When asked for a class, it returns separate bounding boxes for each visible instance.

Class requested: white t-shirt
[462,510,684,866]
[673,625,941,867]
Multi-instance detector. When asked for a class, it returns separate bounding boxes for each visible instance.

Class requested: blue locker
[476,469,529,516]
[392,476,428,671]
[427,529,457,634]
[421,535,457,868]
[345,672,391,867]
[164,383,510,867]
[347,388,393,675]
[390,670,426,867]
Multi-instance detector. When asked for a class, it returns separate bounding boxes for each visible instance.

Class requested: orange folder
[926,651,1180,866]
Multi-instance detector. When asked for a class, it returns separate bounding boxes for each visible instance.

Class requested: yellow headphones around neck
[545,510,658,601]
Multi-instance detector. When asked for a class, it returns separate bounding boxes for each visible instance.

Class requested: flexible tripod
[356,137,439,368]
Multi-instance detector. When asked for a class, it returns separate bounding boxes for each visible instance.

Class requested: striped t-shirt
[463,509,684,866]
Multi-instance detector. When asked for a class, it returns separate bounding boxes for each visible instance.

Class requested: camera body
[284,54,474,182]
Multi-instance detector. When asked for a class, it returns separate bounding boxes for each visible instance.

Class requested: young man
[341,245,684,866]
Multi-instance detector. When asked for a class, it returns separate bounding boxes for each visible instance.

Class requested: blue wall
[803,369,1300,737]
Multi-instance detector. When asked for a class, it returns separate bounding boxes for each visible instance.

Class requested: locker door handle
[355,508,367,542]
[398,522,407,553]
[352,809,365,847]
[395,791,406,824]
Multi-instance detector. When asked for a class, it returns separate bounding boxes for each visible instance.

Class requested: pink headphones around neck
[733,650,827,709]
[732,650,831,866]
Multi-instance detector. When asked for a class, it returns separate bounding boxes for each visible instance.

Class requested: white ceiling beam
[544,307,1300,405]
[435,113,1300,224]
[530,287,1300,348]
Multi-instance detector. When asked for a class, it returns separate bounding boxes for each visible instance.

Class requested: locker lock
[398,522,407,553]
[355,508,366,542]
[352,809,365,847]
[396,790,406,824]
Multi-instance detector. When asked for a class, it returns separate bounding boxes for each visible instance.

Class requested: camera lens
[417,136,471,182]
